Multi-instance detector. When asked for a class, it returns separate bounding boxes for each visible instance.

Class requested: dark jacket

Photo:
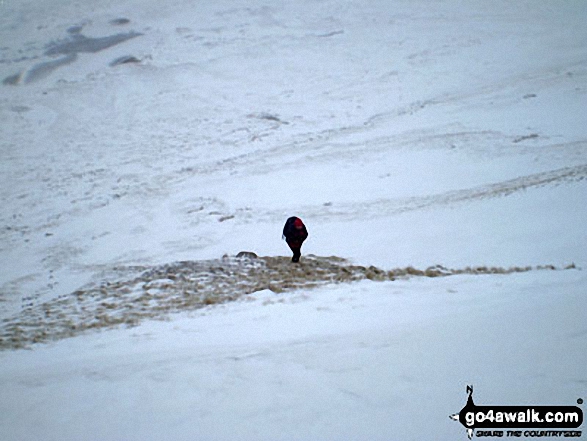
[282,216,308,248]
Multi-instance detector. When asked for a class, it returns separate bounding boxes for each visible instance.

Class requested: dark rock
[110,18,131,26]
[236,251,258,259]
[110,55,141,67]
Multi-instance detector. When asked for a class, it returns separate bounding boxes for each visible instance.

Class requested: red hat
[293,218,304,228]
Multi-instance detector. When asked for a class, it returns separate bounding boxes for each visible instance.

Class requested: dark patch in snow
[44,31,142,56]
[67,25,84,35]
[316,30,344,38]
[3,23,143,85]
[2,73,21,85]
[513,133,539,143]
[23,53,78,84]
[109,55,141,67]
[10,105,31,113]
[248,112,289,125]
[110,18,131,26]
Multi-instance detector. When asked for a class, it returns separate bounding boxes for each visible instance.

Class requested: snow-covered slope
[1,270,585,441]
[1,0,586,439]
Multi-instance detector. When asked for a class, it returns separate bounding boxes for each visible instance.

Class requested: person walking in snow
[282,216,308,263]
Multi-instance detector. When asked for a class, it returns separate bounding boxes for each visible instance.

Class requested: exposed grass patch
[0,254,576,350]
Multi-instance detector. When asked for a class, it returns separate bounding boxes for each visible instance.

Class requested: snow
[1,0,586,439]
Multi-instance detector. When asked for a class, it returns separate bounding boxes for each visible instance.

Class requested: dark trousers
[287,240,303,262]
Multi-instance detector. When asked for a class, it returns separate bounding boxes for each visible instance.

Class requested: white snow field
[1,0,586,439]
